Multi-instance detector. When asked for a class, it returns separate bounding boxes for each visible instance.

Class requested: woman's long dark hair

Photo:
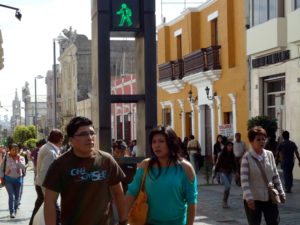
[148,126,182,179]
[219,141,234,159]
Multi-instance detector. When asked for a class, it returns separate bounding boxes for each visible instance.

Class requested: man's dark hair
[66,116,93,137]
[48,129,64,144]
[189,135,195,140]
[37,139,46,148]
[282,131,290,140]
[113,139,127,150]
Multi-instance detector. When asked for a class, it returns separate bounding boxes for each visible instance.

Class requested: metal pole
[0,4,19,10]
[34,77,38,137]
[53,40,57,129]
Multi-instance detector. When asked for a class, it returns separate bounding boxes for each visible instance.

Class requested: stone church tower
[11,89,21,131]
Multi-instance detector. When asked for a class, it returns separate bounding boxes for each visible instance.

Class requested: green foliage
[247,115,278,137]
[27,125,37,138]
[13,125,36,146]
[24,138,37,150]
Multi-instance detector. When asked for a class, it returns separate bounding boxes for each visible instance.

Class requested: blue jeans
[5,180,22,214]
[189,153,198,174]
[220,172,232,192]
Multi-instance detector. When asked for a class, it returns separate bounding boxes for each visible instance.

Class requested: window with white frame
[162,108,171,127]
[263,74,285,120]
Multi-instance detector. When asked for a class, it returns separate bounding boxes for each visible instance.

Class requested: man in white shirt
[233,132,247,186]
[32,129,63,225]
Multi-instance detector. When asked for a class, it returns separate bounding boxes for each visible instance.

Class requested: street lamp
[205,86,217,100]
[53,34,67,129]
[35,75,44,137]
[0,4,22,21]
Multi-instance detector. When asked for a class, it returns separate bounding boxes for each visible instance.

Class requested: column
[228,93,237,135]
[170,102,174,129]
[209,104,216,152]
[190,102,195,135]
[198,105,206,155]
[177,99,185,140]
[215,96,222,127]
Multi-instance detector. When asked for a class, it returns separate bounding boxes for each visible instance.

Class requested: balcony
[183,49,207,76]
[158,45,221,94]
[247,17,287,56]
[158,59,183,82]
[205,45,221,70]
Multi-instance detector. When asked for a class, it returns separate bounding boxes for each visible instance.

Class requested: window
[250,0,284,27]
[223,112,233,125]
[296,0,300,9]
[162,108,171,127]
[263,75,285,120]
[211,18,218,45]
[176,35,182,59]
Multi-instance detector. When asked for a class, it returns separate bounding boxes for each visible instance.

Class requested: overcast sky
[0,0,204,117]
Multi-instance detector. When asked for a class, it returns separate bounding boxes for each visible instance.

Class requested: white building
[246,1,300,178]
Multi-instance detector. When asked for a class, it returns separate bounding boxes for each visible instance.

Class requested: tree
[27,125,37,138]
[248,115,278,137]
[24,138,37,150]
[13,125,36,146]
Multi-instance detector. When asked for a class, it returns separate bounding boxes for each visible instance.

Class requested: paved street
[1,165,300,225]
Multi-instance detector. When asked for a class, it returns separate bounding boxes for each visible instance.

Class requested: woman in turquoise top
[126,126,198,225]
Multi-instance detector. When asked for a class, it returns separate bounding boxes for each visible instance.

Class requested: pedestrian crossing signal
[111,0,141,32]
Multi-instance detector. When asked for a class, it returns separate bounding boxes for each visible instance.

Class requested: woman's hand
[280,194,286,203]
[247,200,255,210]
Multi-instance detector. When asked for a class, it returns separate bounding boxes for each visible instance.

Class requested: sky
[0,0,205,118]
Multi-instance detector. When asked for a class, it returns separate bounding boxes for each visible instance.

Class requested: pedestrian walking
[112,139,137,193]
[28,139,47,225]
[125,126,198,225]
[213,135,225,183]
[276,130,300,193]
[215,141,236,208]
[241,126,285,225]
[233,132,247,186]
[187,135,201,174]
[34,129,64,225]
[0,143,26,218]
[43,116,127,225]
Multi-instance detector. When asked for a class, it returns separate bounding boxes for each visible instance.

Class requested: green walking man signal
[116,3,133,27]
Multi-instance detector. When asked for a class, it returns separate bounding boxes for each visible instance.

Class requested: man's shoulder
[98,150,113,158]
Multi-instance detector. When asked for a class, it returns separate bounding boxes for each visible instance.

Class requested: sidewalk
[195,173,300,225]
[1,167,299,225]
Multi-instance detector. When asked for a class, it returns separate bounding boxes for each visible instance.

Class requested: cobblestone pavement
[1,167,299,225]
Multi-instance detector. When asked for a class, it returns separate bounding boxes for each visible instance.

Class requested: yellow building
[157,0,248,156]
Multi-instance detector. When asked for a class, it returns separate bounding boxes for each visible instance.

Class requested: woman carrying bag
[241,126,285,225]
[0,143,26,218]
[125,126,198,225]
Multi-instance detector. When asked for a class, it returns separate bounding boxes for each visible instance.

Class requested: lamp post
[35,75,44,137]
[0,4,22,20]
[53,40,57,129]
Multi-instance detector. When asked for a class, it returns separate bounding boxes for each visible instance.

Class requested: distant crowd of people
[0,116,300,225]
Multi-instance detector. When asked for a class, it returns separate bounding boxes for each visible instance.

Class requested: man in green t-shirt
[43,116,127,225]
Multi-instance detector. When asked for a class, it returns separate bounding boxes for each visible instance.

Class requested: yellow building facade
[157,0,248,156]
